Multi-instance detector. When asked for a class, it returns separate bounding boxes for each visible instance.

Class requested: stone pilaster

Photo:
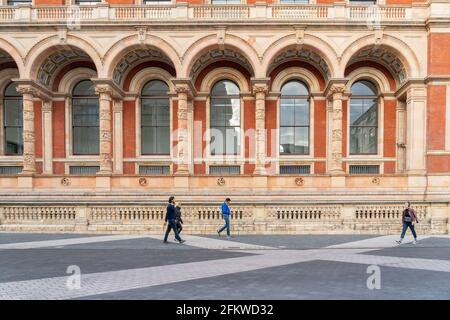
[175,86,191,175]
[95,84,113,175]
[16,85,36,174]
[253,84,268,175]
[406,84,427,175]
[113,99,123,174]
[326,84,346,175]
[396,100,407,173]
[42,100,53,174]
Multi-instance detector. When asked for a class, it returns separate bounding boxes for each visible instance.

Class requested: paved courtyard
[0,232,449,300]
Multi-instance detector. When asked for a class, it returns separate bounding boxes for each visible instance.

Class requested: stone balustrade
[0,3,434,24]
[0,203,447,235]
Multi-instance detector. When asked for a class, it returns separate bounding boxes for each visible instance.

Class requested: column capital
[171,78,196,99]
[91,79,124,99]
[13,79,52,102]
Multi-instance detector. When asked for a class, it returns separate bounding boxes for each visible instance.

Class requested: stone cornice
[90,78,125,99]
[12,79,52,102]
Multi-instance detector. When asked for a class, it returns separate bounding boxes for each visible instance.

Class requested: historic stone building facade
[0,0,449,234]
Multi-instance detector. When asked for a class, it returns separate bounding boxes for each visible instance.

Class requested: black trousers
[176,221,183,234]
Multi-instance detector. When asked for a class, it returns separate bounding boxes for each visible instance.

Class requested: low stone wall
[0,203,448,235]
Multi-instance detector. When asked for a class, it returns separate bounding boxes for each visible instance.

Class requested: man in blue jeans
[217,198,231,239]
[396,201,419,245]
[163,196,185,244]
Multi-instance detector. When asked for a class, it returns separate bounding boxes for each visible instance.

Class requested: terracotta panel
[123,100,136,158]
[427,85,446,150]
[383,99,397,158]
[52,101,65,158]
[314,99,326,158]
[427,155,450,173]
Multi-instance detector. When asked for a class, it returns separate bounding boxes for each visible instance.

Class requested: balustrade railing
[0,4,423,23]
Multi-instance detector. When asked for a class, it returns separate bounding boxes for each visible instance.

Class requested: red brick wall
[429,34,450,76]
[428,155,450,173]
[384,161,396,174]
[54,162,64,175]
[193,100,206,174]
[35,0,65,4]
[427,85,446,151]
[383,99,396,159]
[244,99,255,174]
[52,100,65,159]
[108,0,135,4]
[314,99,326,158]
[123,100,135,158]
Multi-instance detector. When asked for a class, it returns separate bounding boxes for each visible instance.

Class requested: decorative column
[175,86,191,175]
[396,100,407,173]
[253,83,268,175]
[406,84,427,174]
[326,84,346,175]
[0,94,3,155]
[95,84,113,175]
[42,100,53,174]
[16,85,36,174]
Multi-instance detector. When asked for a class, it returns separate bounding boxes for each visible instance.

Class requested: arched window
[210,80,241,156]
[141,80,170,155]
[72,80,99,155]
[3,82,23,155]
[279,80,310,155]
[349,80,378,155]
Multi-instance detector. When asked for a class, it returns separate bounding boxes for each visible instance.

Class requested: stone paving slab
[77,260,450,300]
[0,248,252,283]
[0,233,101,244]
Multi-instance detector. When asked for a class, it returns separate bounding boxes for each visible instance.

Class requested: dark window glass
[7,0,32,6]
[141,80,170,155]
[349,165,380,175]
[279,165,310,175]
[350,80,378,155]
[349,0,376,4]
[3,82,23,155]
[279,80,310,155]
[69,166,100,175]
[210,80,240,156]
[74,0,101,5]
[72,80,99,155]
[209,166,240,175]
[139,165,170,175]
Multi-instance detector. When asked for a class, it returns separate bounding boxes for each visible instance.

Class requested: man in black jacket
[163,196,185,244]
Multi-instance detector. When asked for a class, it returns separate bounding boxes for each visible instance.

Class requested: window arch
[72,80,99,155]
[3,82,23,155]
[349,80,378,155]
[141,80,170,155]
[279,80,310,155]
[210,80,241,156]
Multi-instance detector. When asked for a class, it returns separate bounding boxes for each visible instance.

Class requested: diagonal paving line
[0,235,152,250]
[147,234,274,250]
[321,253,450,273]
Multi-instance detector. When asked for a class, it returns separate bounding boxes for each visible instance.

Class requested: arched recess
[102,35,181,84]
[340,35,421,84]
[271,67,321,93]
[128,67,175,94]
[181,34,259,80]
[261,34,339,80]
[24,35,102,83]
[346,67,393,94]
[0,39,25,78]
[199,68,250,93]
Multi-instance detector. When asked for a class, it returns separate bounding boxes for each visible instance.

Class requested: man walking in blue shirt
[217,198,232,239]
[163,196,185,244]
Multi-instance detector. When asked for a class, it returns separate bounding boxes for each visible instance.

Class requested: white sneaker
[413,240,417,244]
